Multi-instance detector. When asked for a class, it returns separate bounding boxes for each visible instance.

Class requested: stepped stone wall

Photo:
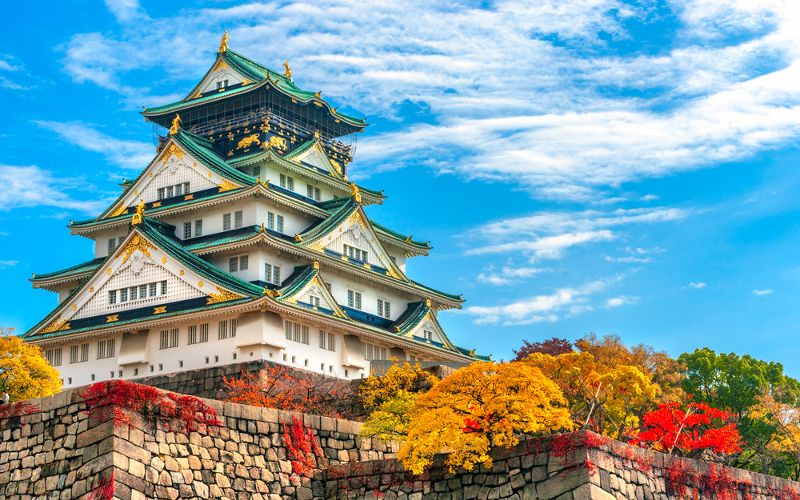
[2,385,800,499]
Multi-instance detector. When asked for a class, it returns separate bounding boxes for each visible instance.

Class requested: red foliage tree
[81,380,221,432]
[631,401,741,457]
[224,365,354,418]
[512,337,573,361]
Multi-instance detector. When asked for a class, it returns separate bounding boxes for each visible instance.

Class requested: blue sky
[2,1,800,373]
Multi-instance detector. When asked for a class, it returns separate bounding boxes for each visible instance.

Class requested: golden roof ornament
[282,60,292,80]
[349,182,362,204]
[131,200,146,225]
[169,114,182,135]
[218,31,230,53]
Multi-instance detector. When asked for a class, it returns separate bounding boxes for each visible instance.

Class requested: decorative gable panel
[314,214,402,278]
[291,142,343,177]
[196,60,246,95]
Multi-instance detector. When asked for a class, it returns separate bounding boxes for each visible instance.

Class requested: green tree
[678,348,800,475]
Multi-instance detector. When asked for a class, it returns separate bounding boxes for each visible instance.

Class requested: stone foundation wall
[0,385,395,499]
[320,432,800,499]
[130,360,277,400]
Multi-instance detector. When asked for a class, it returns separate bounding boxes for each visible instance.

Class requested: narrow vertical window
[267,212,275,230]
[108,238,116,255]
[161,280,168,295]
[200,323,209,342]
[223,213,232,231]
[183,221,192,239]
[229,257,239,272]
[109,290,117,305]
[239,255,248,271]
[234,210,243,229]
[276,215,284,233]
[218,320,228,340]
[194,219,203,237]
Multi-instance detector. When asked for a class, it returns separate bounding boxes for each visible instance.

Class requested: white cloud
[477,266,543,285]
[689,282,707,289]
[0,165,107,214]
[0,260,18,268]
[104,0,143,23]
[464,277,615,325]
[752,288,774,296]
[53,1,800,200]
[605,295,639,308]
[467,207,687,259]
[35,121,153,170]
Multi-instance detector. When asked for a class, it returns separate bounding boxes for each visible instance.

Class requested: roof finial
[218,30,230,53]
[132,200,145,226]
[282,60,292,80]
[169,114,182,135]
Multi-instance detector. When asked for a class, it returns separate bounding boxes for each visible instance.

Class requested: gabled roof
[98,130,254,220]
[273,264,349,319]
[25,217,263,341]
[142,48,365,130]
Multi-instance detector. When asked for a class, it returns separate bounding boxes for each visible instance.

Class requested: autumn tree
[577,334,685,401]
[223,364,354,418]
[524,351,660,439]
[398,362,572,474]
[359,362,438,441]
[631,401,741,458]
[749,392,800,480]
[512,337,573,361]
[0,334,61,401]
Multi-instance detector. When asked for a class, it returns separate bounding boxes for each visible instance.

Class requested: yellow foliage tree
[0,334,62,401]
[750,392,800,479]
[524,351,660,438]
[398,362,573,474]
[359,362,438,441]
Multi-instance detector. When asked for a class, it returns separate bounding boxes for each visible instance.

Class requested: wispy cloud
[0,55,27,90]
[467,207,687,259]
[0,165,108,214]
[35,121,153,170]
[477,266,543,286]
[53,1,800,200]
[753,288,774,296]
[605,295,639,308]
[464,277,617,325]
[689,282,707,289]
[0,260,18,268]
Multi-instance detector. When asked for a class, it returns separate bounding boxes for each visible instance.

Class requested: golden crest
[106,315,119,323]
[153,306,167,314]
[131,200,146,226]
[121,234,153,263]
[218,30,230,53]
[163,143,184,161]
[42,317,70,334]
[169,114,182,136]
[264,135,287,150]
[109,204,129,218]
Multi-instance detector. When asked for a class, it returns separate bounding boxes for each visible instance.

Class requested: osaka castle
[24,33,486,388]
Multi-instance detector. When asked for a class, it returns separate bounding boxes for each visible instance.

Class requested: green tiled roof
[32,257,105,283]
[371,221,431,251]
[143,50,365,127]
[390,301,429,335]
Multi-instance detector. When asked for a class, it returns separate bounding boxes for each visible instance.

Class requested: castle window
[109,290,117,305]
[229,255,248,273]
[97,339,116,359]
[284,320,309,344]
[423,330,434,341]
[70,343,89,364]
[159,329,179,349]
[223,213,232,231]
[267,212,284,233]
[377,299,391,319]
[183,222,192,239]
[44,348,62,367]
[306,185,321,201]
[68,377,72,385]
[108,238,117,255]
[344,245,368,263]
[109,280,167,305]
[91,374,96,381]
[194,219,203,237]
[218,320,229,340]
[309,295,321,308]
[347,290,362,310]
[265,263,281,285]
[319,331,335,351]
[234,210,243,228]
[364,342,388,361]
[279,174,294,190]
[157,188,164,199]
[134,368,138,376]
[230,318,237,337]
[188,323,209,344]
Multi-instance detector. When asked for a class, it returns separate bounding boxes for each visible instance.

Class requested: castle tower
[25,34,486,388]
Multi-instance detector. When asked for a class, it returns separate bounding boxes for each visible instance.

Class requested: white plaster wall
[93,228,130,259]
[247,161,336,203]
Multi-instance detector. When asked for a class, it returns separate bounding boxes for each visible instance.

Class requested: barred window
[44,348,62,367]
[223,213,232,231]
[107,238,116,255]
[344,245,368,262]
[306,185,321,201]
[234,210,243,229]
[194,219,203,237]
[364,342,388,361]
[377,299,391,319]
[183,221,192,239]
[284,321,309,344]
[319,331,335,351]
[70,343,89,363]
[265,263,281,285]
[109,280,167,305]
[347,290,362,310]
[97,339,116,359]
[218,320,229,340]
[159,329,179,349]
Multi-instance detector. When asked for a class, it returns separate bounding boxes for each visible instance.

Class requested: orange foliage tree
[398,362,573,474]
[0,334,61,401]
[223,364,354,418]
